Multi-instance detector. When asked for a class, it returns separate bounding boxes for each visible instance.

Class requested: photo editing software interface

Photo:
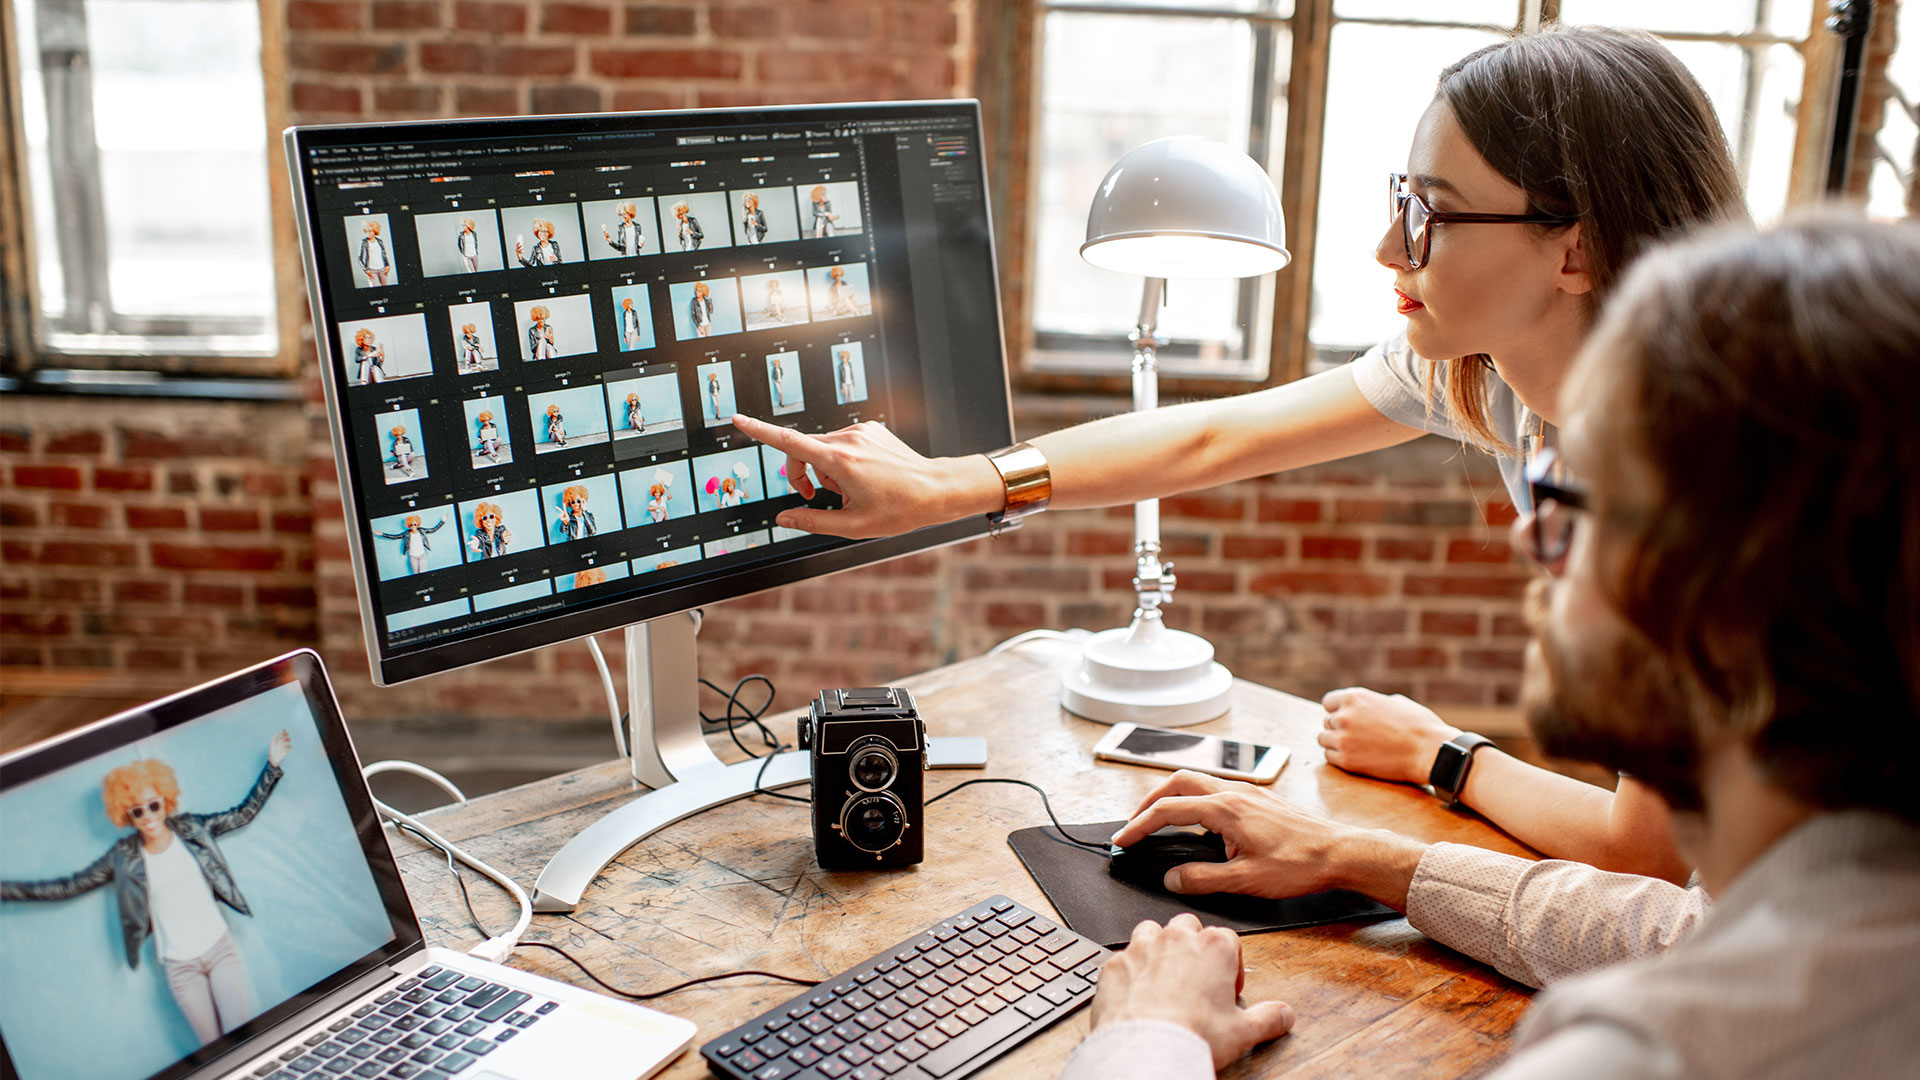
[292,104,1008,680]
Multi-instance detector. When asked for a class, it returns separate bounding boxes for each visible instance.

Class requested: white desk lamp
[1061,137,1291,727]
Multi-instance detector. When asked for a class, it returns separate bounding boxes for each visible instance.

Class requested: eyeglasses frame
[1388,173,1580,270]
[1523,448,1590,566]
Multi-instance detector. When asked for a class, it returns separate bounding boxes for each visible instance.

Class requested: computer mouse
[1107,828,1230,891]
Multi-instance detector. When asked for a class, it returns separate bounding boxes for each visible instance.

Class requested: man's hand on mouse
[1091,912,1296,1069]
[1111,770,1427,909]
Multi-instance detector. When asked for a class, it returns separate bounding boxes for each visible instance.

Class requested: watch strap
[984,442,1051,535]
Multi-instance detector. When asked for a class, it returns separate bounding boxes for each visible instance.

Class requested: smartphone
[1092,722,1289,784]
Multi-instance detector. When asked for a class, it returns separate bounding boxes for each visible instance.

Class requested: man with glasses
[1063,217,1920,1078]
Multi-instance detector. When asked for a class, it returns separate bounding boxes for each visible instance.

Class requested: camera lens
[849,744,897,792]
[840,792,907,853]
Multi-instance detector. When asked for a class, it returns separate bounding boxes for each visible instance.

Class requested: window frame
[990,0,1843,401]
[0,0,306,384]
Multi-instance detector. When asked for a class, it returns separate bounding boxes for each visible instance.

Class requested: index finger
[730,413,831,461]
[1129,769,1231,819]
[1111,794,1232,848]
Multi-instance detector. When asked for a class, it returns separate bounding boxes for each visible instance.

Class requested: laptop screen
[0,652,420,1080]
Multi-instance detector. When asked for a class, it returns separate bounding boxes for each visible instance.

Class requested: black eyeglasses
[1522,448,1589,566]
[1387,173,1579,270]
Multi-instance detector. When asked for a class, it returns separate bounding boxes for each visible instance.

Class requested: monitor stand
[531,611,987,912]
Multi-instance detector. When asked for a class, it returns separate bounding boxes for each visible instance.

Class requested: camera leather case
[799,687,927,869]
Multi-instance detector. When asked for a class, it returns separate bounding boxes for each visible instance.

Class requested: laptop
[0,649,696,1080]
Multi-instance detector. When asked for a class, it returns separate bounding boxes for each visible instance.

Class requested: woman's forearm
[1459,752,1690,883]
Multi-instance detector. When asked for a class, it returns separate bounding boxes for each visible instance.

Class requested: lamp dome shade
[1081,137,1290,280]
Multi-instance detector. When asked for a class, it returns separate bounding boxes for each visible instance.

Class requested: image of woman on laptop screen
[0,731,291,1045]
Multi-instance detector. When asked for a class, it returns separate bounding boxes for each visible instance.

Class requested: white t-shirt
[141,836,229,962]
[1349,331,1545,511]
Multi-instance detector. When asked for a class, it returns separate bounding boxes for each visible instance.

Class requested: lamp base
[1059,614,1233,727]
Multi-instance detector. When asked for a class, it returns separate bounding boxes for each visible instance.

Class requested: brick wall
[2,0,1535,735]
[0,398,316,690]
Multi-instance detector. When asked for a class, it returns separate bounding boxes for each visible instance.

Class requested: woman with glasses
[734,25,1744,882]
[1,732,292,1045]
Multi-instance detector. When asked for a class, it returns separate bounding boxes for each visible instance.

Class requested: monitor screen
[286,102,1011,684]
[0,654,416,1080]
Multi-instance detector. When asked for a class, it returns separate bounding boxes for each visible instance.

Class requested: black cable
[926,778,1113,851]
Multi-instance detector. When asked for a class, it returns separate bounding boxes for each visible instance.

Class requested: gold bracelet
[984,442,1051,535]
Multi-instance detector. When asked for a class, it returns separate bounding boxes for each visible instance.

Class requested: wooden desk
[392,650,1536,1079]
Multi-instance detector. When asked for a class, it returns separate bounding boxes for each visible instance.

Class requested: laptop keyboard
[250,965,557,1080]
[702,895,1110,1080]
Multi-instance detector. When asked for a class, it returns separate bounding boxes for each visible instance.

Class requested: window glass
[1333,0,1517,25]
[1865,2,1919,219]
[1556,0,1814,39]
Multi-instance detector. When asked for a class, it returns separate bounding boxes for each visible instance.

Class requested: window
[7,0,280,371]
[1022,0,1831,389]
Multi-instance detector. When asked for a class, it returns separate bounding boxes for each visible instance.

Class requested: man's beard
[1520,580,1709,813]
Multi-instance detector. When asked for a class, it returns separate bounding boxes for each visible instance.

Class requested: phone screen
[1114,727,1272,772]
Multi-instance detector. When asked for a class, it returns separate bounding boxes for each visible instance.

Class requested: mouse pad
[1008,821,1397,948]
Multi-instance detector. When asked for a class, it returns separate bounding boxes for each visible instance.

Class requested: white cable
[585,635,628,758]
[362,761,531,964]
[987,628,1091,655]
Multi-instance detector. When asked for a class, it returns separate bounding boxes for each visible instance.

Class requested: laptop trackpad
[470,1004,689,1080]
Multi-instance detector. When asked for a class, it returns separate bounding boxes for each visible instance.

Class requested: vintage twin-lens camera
[799,687,927,869]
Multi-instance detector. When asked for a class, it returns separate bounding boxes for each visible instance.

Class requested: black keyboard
[249,964,560,1080]
[702,896,1110,1080]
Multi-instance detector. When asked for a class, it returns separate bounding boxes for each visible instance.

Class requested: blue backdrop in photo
[461,395,510,460]
[377,408,426,477]
[456,487,546,563]
[761,444,799,497]
[472,579,553,612]
[539,473,624,544]
[618,461,695,524]
[695,363,739,425]
[693,446,767,514]
[669,280,744,342]
[766,352,804,413]
[526,385,610,447]
[832,341,870,404]
[704,529,771,559]
[386,597,471,632]
[807,263,872,321]
[608,285,657,352]
[634,545,703,575]
[656,192,733,254]
[0,683,392,1080]
[368,504,461,581]
[605,372,681,434]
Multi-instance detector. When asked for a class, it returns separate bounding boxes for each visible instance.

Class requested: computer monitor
[285,101,1011,909]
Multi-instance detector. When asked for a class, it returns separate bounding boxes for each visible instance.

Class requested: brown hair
[1568,212,1920,821]
[1431,25,1748,452]
[103,759,179,827]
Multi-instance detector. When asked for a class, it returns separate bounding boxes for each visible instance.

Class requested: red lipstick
[1395,289,1424,315]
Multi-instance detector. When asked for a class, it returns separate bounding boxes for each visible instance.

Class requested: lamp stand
[1060,277,1234,727]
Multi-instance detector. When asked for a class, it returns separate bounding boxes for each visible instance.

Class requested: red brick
[288,41,408,76]
[454,1,528,32]
[1248,571,1391,597]
[290,0,366,30]
[86,613,219,639]
[709,5,783,38]
[1221,536,1288,559]
[1158,494,1245,522]
[1301,536,1363,561]
[885,6,952,45]
[790,586,858,614]
[13,465,82,490]
[1388,645,1448,670]
[49,502,110,529]
[960,566,1091,593]
[1482,500,1519,526]
[1375,537,1435,562]
[1162,533,1211,557]
[0,502,37,528]
[454,85,522,115]
[128,647,189,670]
[532,84,604,114]
[115,580,175,605]
[984,528,1053,557]
[1065,531,1132,557]
[1,539,31,562]
[0,645,44,665]
[274,511,314,535]
[1447,538,1514,564]
[1462,647,1524,672]
[169,470,199,494]
[757,49,882,85]
[427,43,577,76]
[292,80,363,115]
[1255,497,1322,523]
[543,2,612,34]
[983,602,1044,629]
[789,0,873,39]
[152,544,286,572]
[93,467,153,492]
[1492,613,1529,638]
[591,47,742,79]
[50,645,114,668]
[201,507,263,532]
[1425,680,1491,705]
[44,430,104,455]
[0,427,29,453]
[41,577,101,602]
[623,4,697,34]
[126,505,190,530]
[1352,609,1409,635]
[1403,574,1529,599]
[373,84,443,113]
[610,88,683,111]
[1200,606,1273,635]
[1420,611,1480,637]
[1333,498,1475,527]
[39,541,138,567]
[372,0,440,28]
[186,583,248,608]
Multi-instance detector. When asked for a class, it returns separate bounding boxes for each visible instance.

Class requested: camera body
[799,687,927,869]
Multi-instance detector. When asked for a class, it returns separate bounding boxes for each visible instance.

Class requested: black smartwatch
[1428,732,1496,807]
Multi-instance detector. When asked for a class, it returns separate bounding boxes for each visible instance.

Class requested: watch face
[1429,742,1470,793]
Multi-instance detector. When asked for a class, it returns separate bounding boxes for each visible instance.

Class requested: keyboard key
[389,1064,421,1079]
[411,1047,444,1064]
[463,1040,496,1056]
[380,1003,410,1018]
[352,1005,377,1018]
[801,1013,833,1034]
[843,990,877,1012]
[893,1039,928,1063]
[871,1051,909,1075]
[462,985,507,1010]
[346,1044,378,1060]
[320,1060,352,1075]
[438,1052,476,1074]
[351,1064,382,1079]
[401,1033,432,1049]
[535,1001,559,1014]
[403,989,433,1004]
[338,1030,367,1046]
[954,1005,987,1027]
[875,999,908,1019]
[434,989,466,1005]
[455,978,484,992]
[976,995,1007,1016]
[1040,983,1075,1006]
[832,1022,864,1043]
[422,1020,452,1036]
[314,1042,343,1058]
[415,1003,447,1018]
[1014,995,1051,1019]
[817,1059,851,1079]
[752,1061,798,1080]
[896,989,929,1008]
[915,1029,950,1051]
[434,1034,464,1050]
[779,1027,809,1047]
[329,1019,355,1033]
[370,1029,403,1046]
[289,1056,321,1072]
[789,1047,823,1068]
[811,1034,846,1055]
[990,899,1014,913]
[918,1008,1027,1078]
[502,1013,526,1026]
[377,992,401,1005]
[859,1032,894,1055]
[998,909,1032,928]
[392,1016,423,1032]
[934,1017,967,1038]
[376,1048,408,1064]
[423,971,460,991]
[493,1029,518,1043]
